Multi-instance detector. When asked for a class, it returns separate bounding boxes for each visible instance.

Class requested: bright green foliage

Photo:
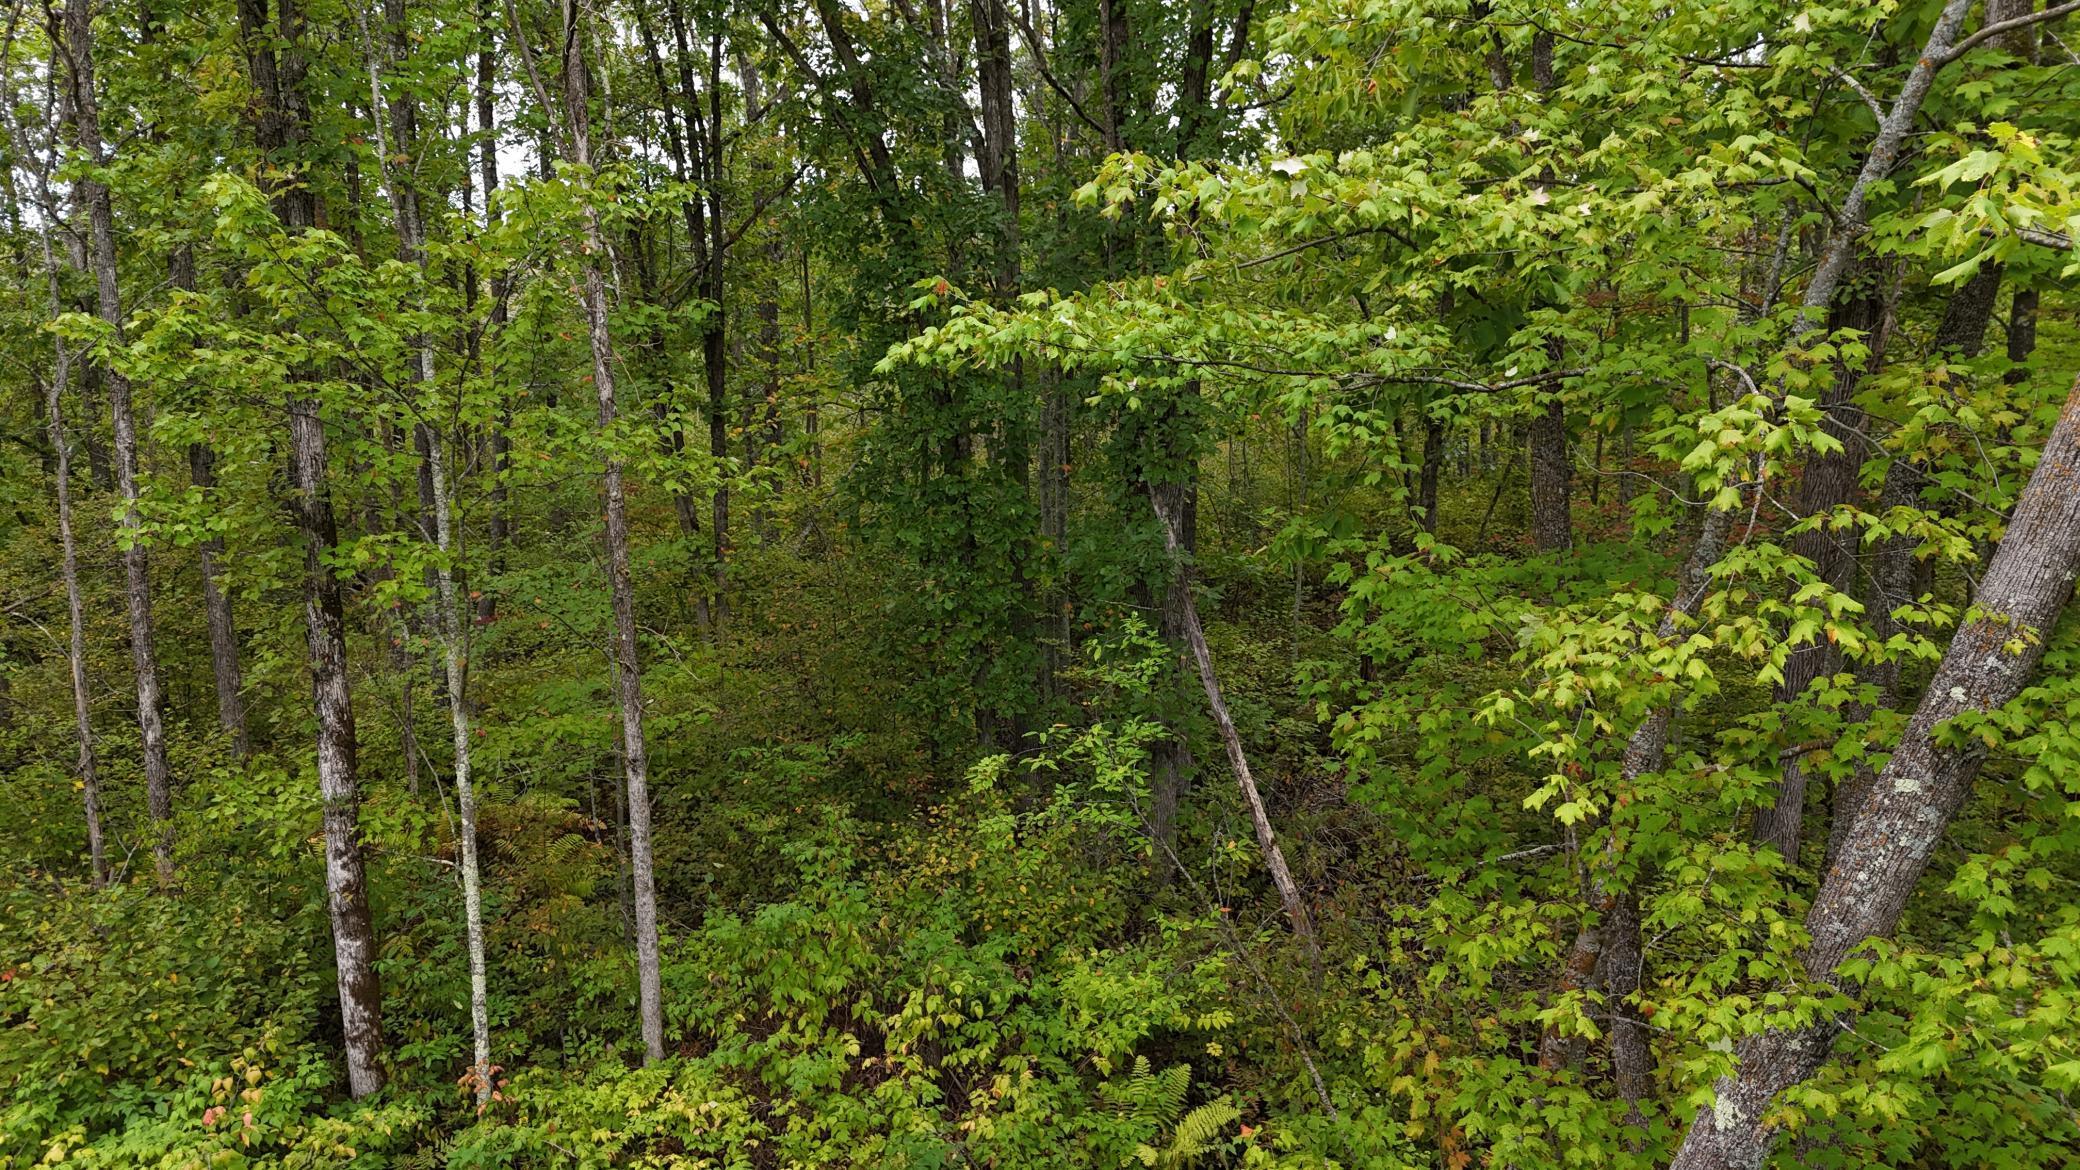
[3,0,2080,1167]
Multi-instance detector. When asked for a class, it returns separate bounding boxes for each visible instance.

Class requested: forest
[1,0,2078,1165]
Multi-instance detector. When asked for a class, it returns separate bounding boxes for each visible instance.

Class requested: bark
[1541,502,1736,1072]
[2006,288,2039,384]
[1149,475,1197,870]
[48,368,105,888]
[189,444,251,758]
[59,0,177,889]
[359,2,493,1105]
[291,402,388,1099]
[39,251,105,887]
[1176,0,1216,154]
[1096,0,1130,150]
[20,77,107,887]
[1753,279,1885,859]
[1527,394,1571,552]
[428,432,493,1105]
[520,0,666,1062]
[476,2,511,624]
[1789,0,1977,341]
[1932,259,2004,359]
[174,203,246,752]
[1601,888,1650,1121]
[1149,485,1320,967]
[241,0,387,1097]
[1671,371,2080,1170]
[1419,413,1444,534]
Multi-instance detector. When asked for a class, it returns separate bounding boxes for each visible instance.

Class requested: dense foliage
[2,0,2079,1166]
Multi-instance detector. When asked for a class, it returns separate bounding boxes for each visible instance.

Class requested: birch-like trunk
[357,0,495,1102]
[238,0,387,1096]
[509,0,666,1062]
[60,0,177,888]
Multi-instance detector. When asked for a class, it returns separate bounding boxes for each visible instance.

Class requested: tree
[57,0,177,889]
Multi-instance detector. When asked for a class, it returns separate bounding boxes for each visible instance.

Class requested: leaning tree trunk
[1670,370,2080,1170]
[61,0,177,888]
[1149,485,1320,967]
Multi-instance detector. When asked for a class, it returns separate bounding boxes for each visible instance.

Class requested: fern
[1134,1100,1241,1168]
[1107,1057,1237,1168]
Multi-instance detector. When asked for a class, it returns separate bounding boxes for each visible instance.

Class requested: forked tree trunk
[60,0,177,888]
[1670,370,2080,1170]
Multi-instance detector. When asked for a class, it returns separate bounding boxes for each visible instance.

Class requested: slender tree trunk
[476,3,511,624]
[20,84,108,887]
[241,0,386,1096]
[517,0,666,1062]
[60,0,177,888]
[1753,278,1886,859]
[43,299,105,889]
[189,444,251,758]
[1540,502,1736,1073]
[1419,413,1444,534]
[1150,485,1319,966]
[427,433,493,1105]
[1671,370,2080,1170]
[359,2,494,1104]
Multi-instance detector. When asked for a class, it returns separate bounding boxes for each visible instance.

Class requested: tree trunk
[42,291,105,889]
[360,1,494,1104]
[1149,485,1319,966]
[1419,413,1444,534]
[476,4,510,624]
[189,444,251,758]
[240,0,387,1096]
[524,0,666,1063]
[1541,502,1735,1072]
[291,401,388,1099]
[21,84,108,887]
[60,0,177,889]
[1753,278,1886,859]
[1670,369,2080,1170]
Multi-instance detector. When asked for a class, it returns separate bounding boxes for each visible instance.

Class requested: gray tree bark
[1670,370,2080,1169]
[239,0,387,1096]
[1150,485,1319,966]
[59,0,177,889]
[510,0,666,1062]
[358,0,494,1104]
